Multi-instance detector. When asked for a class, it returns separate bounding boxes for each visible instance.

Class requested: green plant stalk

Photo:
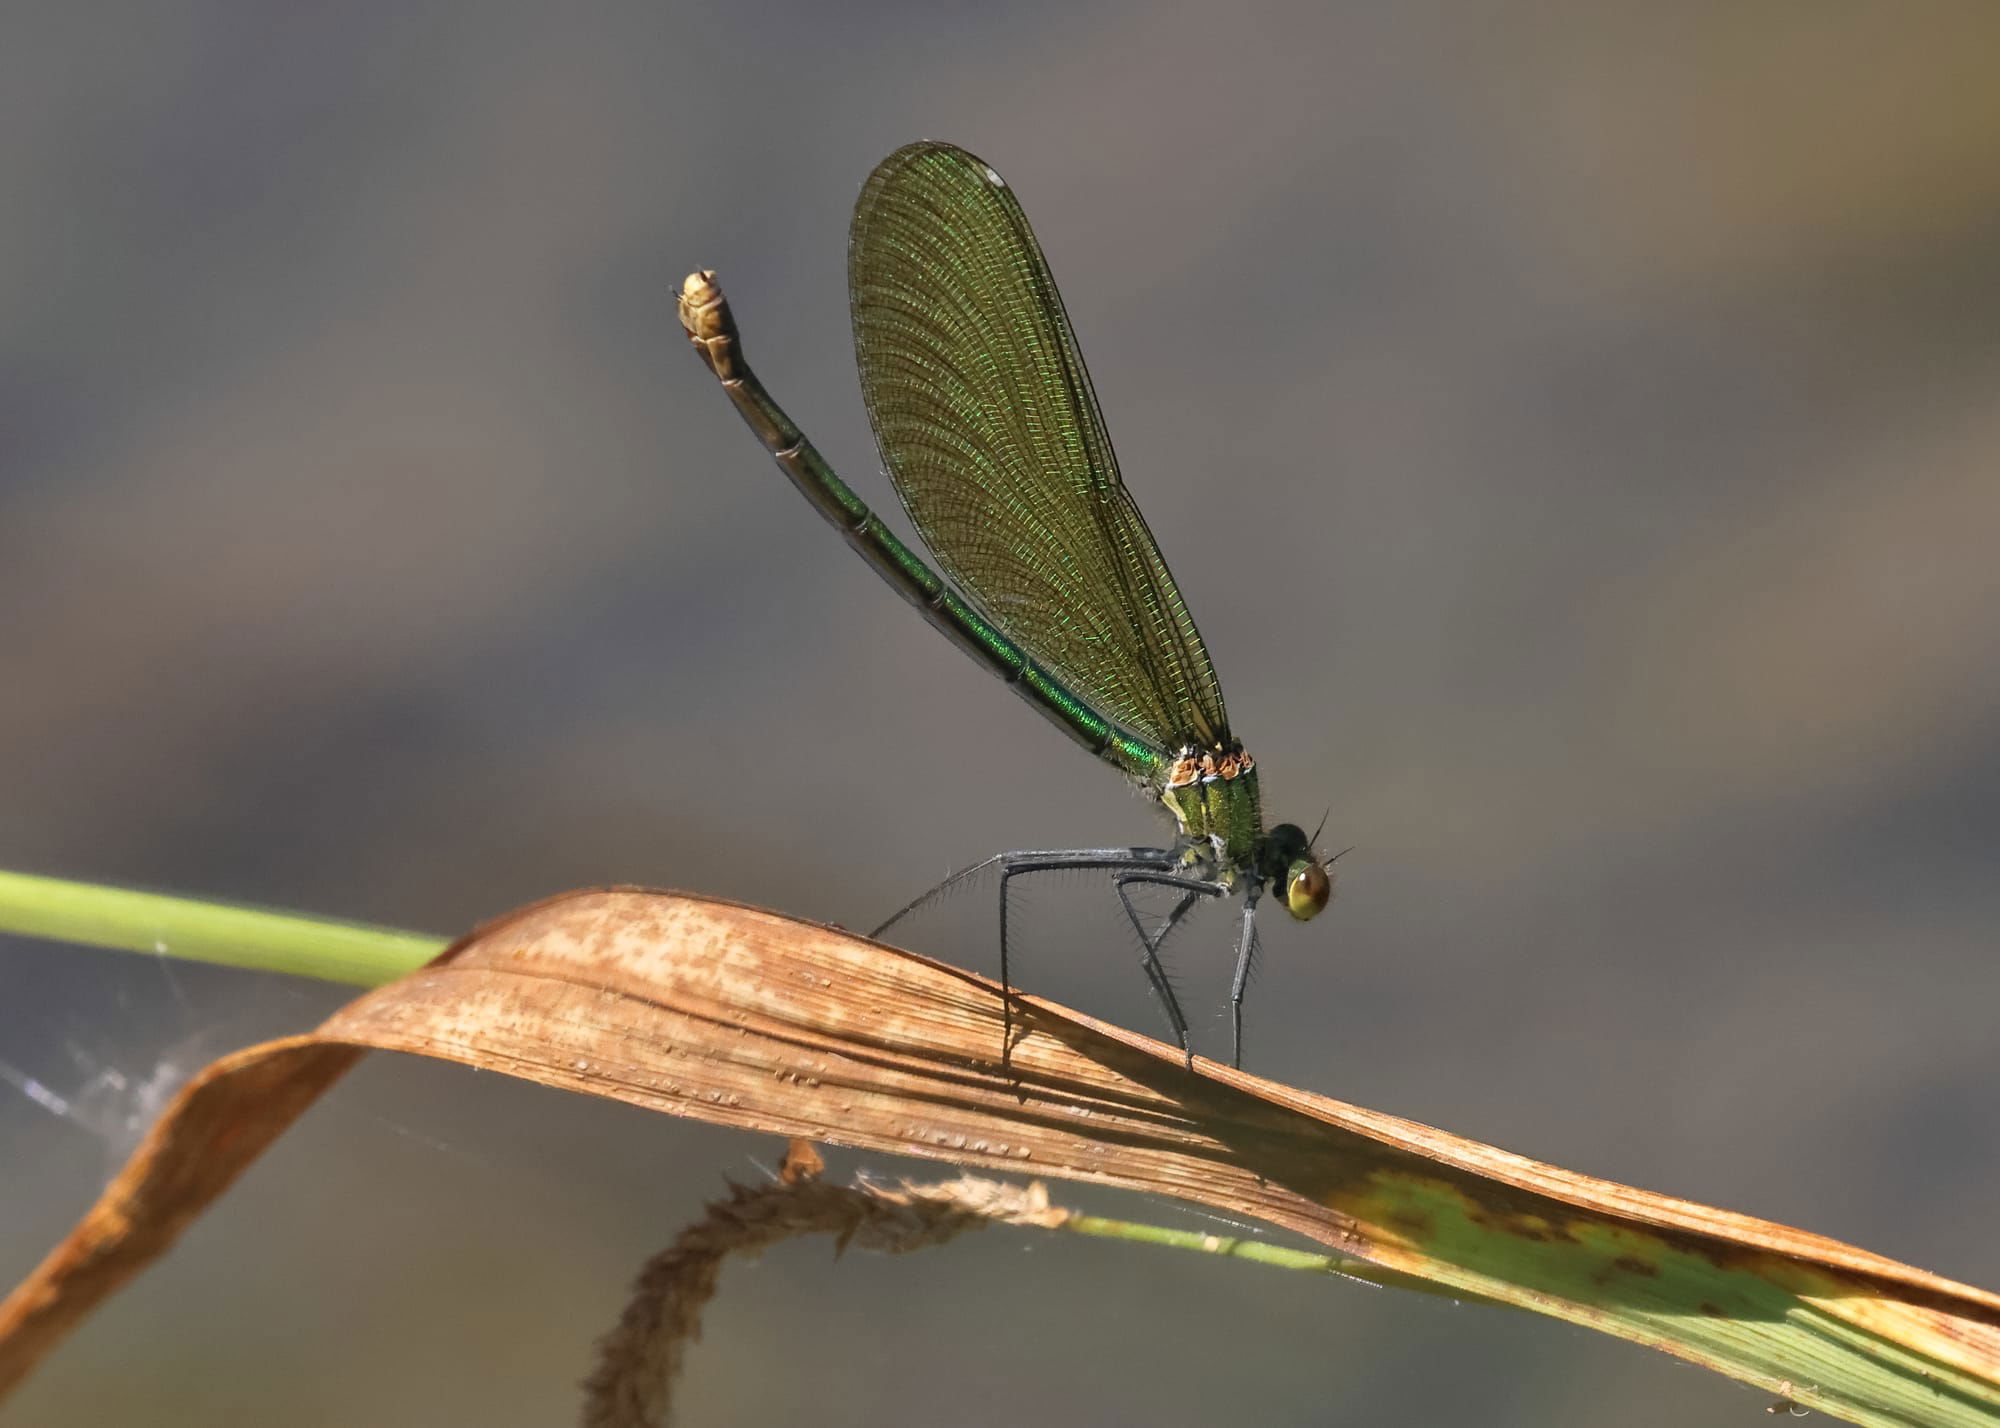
[1059,1212,1492,1303]
[0,870,442,987]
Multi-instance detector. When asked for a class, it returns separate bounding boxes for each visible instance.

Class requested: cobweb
[0,932,336,1181]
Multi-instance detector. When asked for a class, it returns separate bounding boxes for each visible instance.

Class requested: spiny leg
[1227,883,1264,1070]
[998,862,1018,1068]
[1144,886,1205,951]
[876,847,1182,942]
[1113,870,1227,1069]
[979,848,1182,1073]
[875,848,1227,1072]
[870,852,1012,940]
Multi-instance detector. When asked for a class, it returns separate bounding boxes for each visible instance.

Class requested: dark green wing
[848,141,1229,752]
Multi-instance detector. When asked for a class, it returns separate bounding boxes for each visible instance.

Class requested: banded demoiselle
[678,141,1334,1070]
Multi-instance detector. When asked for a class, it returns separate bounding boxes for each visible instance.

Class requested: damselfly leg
[873,848,1253,1070]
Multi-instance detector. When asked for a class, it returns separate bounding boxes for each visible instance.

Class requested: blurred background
[3,3,1997,1424]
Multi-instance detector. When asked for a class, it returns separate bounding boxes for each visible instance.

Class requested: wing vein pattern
[848,142,1229,754]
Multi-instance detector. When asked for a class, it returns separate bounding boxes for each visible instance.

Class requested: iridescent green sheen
[678,268,1162,783]
[1158,763,1266,876]
[1206,768,1267,871]
[850,143,1232,758]
[685,143,1292,865]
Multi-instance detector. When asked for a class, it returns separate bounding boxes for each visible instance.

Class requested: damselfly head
[1261,822,1334,921]
[1285,856,1332,920]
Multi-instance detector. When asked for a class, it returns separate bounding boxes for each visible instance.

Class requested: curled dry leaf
[1,887,1996,1426]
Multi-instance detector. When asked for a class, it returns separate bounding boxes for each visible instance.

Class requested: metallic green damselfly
[680,142,1334,1069]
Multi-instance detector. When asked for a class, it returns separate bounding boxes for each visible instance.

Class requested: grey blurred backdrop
[4,4,1997,1425]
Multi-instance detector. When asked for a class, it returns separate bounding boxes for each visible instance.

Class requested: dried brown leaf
[1,888,1995,1426]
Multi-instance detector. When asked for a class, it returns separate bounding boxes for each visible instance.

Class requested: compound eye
[1286,860,1331,920]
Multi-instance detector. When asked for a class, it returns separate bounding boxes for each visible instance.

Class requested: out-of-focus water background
[3,5,1997,1424]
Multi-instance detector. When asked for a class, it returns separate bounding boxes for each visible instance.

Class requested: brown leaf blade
[3,888,1996,1426]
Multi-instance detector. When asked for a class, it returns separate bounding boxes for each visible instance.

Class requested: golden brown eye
[1286,860,1331,920]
